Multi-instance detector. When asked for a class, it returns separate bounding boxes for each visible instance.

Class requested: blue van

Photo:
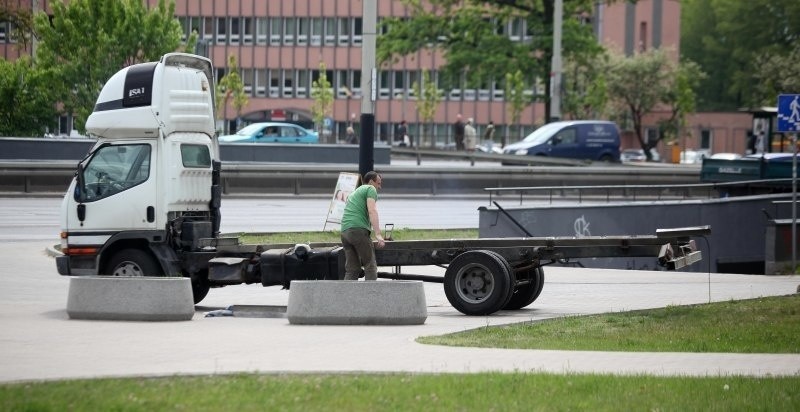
[502,120,621,162]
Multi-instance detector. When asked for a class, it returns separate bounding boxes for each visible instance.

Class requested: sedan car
[620,148,661,163]
[219,122,319,144]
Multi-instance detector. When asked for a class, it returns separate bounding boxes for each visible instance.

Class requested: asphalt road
[2,195,799,383]
[0,195,488,242]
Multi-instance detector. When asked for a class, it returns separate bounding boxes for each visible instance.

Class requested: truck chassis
[199,226,707,316]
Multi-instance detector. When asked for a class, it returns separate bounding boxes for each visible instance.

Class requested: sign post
[777,94,800,273]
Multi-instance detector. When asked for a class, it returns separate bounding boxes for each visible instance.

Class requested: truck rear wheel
[191,270,210,304]
[504,267,545,310]
[444,250,513,316]
[105,248,162,277]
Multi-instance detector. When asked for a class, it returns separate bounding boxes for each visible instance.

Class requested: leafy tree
[504,70,527,143]
[377,0,603,122]
[0,57,57,136]
[752,44,800,106]
[561,52,609,120]
[310,62,334,140]
[412,70,442,147]
[681,0,800,109]
[215,55,249,132]
[604,48,705,159]
[32,0,186,133]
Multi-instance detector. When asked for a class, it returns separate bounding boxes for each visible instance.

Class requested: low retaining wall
[66,276,195,321]
[287,280,427,325]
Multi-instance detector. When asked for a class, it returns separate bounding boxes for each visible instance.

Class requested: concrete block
[287,280,427,325]
[67,276,194,321]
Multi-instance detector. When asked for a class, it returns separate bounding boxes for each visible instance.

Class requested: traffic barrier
[66,276,195,321]
[287,280,427,325]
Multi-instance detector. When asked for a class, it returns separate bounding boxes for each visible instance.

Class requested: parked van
[503,120,621,162]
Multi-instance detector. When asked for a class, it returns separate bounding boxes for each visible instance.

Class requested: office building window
[310,18,323,46]
[242,68,253,96]
[352,17,363,45]
[202,17,214,44]
[700,129,712,149]
[283,18,295,45]
[283,70,294,98]
[216,17,227,44]
[242,17,253,45]
[229,17,240,45]
[269,17,281,46]
[296,70,309,98]
[255,69,267,97]
[297,18,309,45]
[270,70,280,97]
[256,18,268,45]
[337,18,350,46]
[324,17,336,45]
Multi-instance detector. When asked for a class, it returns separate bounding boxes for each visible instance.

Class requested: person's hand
[374,235,386,248]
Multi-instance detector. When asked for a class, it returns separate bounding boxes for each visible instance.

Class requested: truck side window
[81,144,151,202]
[181,144,211,168]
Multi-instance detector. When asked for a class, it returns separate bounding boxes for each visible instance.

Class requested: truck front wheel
[105,248,162,277]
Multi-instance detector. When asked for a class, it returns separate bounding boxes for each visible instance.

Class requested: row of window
[220,68,546,101]
[179,16,364,47]
[179,16,537,47]
[0,21,17,44]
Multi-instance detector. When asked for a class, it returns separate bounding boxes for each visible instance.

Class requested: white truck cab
[57,53,220,301]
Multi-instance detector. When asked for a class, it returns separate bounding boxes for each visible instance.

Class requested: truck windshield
[520,122,563,145]
[81,144,151,202]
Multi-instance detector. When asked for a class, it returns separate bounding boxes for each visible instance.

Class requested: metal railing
[485,178,795,205]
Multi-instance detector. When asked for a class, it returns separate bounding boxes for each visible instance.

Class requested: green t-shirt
[340,184,378,232]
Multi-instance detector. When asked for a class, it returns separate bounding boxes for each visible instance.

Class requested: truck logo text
[128,87,146,98]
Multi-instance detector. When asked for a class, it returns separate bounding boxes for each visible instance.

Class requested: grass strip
[2,372,799,411]
[419,295,800,353]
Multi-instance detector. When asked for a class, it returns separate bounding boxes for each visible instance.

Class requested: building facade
[1,0,752,156]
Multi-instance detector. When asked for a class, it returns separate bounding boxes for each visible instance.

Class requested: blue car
[219,122,319,144]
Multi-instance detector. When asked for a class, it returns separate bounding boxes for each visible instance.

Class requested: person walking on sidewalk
[340,171,386,280]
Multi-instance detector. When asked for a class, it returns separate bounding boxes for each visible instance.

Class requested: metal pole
[358,0,377,178]
[549,0,563,122]
[793,132,797,273]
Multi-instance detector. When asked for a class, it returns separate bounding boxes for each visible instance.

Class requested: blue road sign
[777,94,800,132]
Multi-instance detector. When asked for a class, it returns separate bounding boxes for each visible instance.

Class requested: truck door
[69,142,158,233]
[548,127,579,159]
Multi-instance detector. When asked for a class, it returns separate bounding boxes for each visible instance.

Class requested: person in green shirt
[340,171,385,280]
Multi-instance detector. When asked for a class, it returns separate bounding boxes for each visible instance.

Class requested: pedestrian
[464,118,477,151]
[396,120,409,147]
[453,114,465,151]
[483,121,495,143]
[345,125,357,144]
[340,171,386,281]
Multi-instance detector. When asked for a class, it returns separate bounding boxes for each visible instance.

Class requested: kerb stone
[67,276,194,321]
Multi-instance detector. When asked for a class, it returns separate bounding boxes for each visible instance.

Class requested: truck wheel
[191,271,210,304]
[444,250,513,316]
[105,248,162,277]
[483,250,517,308]
[504,267,545,310]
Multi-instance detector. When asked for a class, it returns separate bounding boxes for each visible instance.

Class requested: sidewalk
[1,240,798,383]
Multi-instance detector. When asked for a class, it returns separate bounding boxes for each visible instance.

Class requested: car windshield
[520,122,564,144]
[236,124,264,136]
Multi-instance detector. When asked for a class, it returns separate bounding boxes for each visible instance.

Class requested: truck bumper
[56,255,71,276]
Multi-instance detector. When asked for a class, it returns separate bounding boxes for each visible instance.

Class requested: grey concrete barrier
[66,276,195,321]
[287,280,427,325]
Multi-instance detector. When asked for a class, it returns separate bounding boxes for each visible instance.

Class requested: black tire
[191,271,211,304]
[599,154,613,162]
[504,267,545,310]
[444,250,513,316]
[104,248,162,277]
[483,250,517,309]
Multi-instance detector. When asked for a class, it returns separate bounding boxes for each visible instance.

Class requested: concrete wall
[479,193,795,274]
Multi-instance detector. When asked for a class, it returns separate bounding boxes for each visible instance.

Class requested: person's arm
[366,198,385,248]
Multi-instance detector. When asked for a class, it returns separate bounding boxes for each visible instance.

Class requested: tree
[215,55,249,132]
[561,52,608,120]
[604,49,705,160]
[504,70,527,144]
[752,45,800,106]
[0,57,57,136]
[412,70,442,147]
[32,0,186,133]
[681,0,800,110]
[377,0,603,123]
[310,62,334,141]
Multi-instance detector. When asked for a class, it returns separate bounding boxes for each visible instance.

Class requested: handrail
[484,178,795,205]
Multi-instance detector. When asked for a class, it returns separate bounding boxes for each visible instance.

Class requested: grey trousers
[341,228,377,280]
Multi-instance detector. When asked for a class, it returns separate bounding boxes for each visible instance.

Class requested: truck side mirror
[74,163,86,203]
